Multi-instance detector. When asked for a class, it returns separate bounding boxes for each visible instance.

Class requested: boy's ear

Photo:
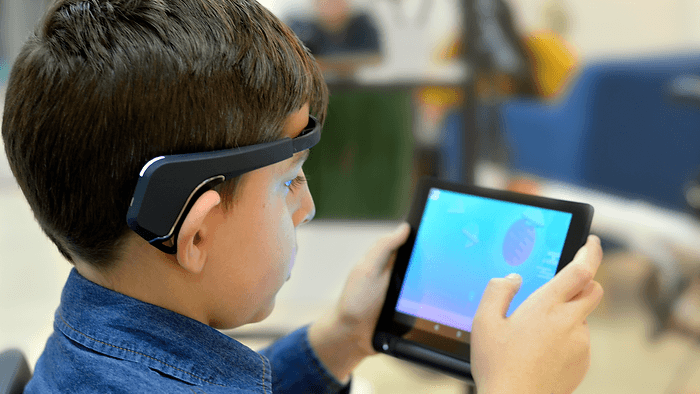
[175,190,222,274]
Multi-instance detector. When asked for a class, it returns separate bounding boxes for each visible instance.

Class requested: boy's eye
[284,175,307,191]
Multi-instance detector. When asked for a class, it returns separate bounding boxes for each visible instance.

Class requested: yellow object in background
[523,29,578,98]
[419,86,462,107]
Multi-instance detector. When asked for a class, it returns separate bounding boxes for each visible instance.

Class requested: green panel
[305,88,414,219]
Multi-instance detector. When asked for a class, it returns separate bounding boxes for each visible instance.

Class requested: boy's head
[2,0,328,269]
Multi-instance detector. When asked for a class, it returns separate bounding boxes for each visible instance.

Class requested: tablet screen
[395,187,573,334]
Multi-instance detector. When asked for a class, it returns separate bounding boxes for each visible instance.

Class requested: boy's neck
[74,242,211,325]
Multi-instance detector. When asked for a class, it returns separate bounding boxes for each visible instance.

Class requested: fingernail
[506,273,522,283]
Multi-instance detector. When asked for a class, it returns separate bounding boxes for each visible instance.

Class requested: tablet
[373,178,594,380]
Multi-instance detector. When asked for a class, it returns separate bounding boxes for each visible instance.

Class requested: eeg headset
[126,116,321,254]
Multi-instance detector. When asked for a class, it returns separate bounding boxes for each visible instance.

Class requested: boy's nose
[296,186,315,226]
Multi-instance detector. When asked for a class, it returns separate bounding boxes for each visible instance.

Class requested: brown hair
[2,0,328,268]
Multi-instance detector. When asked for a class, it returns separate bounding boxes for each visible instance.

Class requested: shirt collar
[55,268,271,390]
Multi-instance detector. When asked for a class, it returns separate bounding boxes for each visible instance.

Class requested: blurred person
[433,0,579,187]
[507,0,579,193]
[522,0,579,99]
[426,0,534,182]
[287,0,382,80]
[286,1,398,221]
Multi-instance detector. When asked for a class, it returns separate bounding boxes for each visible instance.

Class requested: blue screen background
[396,188,573,332]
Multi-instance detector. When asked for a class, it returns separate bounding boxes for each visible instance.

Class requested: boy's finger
[366,222,411,271]
[386,222,411,248]
[547,235,603,303]
[566,280,604,321]
[476,274,523,320]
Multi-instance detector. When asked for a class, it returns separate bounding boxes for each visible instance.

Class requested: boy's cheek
[287,246,297,280]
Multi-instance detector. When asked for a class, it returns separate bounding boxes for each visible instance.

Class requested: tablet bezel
[372,177,594,377]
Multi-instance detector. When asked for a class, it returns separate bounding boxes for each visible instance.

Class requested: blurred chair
[498,54,700,328]
[501,54,700,211]
[0,348,31,394]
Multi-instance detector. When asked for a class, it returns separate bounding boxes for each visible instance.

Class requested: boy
[2,0,603,393]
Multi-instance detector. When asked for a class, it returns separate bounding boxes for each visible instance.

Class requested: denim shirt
[25,269,350,393]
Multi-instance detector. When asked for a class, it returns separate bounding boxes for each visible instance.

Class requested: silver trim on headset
[150,175,226,244]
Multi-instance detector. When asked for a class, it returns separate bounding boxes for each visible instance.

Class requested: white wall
[263,0,700,65]
[511,0,700,60]
[1,0,51,63]
[0,88,11,184]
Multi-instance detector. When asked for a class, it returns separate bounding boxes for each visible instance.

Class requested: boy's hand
[471,235,604,394]
[308,223,410,382]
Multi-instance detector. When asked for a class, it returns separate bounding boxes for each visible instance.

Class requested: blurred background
[5,0,700,393]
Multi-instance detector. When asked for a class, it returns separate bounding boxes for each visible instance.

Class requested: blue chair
[500,53,700,212]
[0,349,31,394]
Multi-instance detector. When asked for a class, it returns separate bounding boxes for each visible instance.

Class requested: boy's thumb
[478,274,523,319]
[380,222,411,252]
